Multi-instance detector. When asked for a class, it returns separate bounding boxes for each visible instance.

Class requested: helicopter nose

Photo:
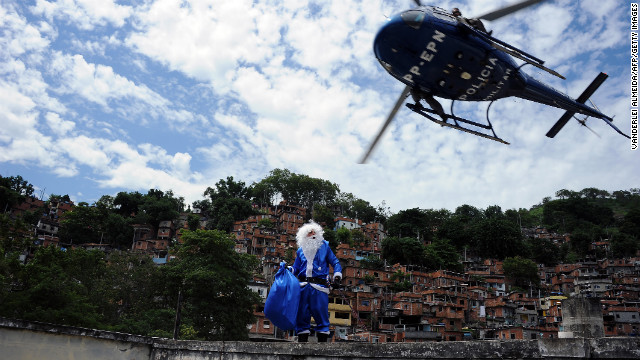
[373,16,403,62]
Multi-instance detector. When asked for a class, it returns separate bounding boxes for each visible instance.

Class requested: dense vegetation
[0,173,638,339]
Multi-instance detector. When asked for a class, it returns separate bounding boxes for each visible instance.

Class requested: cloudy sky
[1,0,637,214]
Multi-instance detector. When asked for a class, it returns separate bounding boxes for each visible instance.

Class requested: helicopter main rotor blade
[359,86,411,164]
[476,0,546,21]
[412,0,422,7]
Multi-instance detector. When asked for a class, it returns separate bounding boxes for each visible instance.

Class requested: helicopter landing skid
[406,103,510,145]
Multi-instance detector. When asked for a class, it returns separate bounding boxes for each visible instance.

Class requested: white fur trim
[300,282,330,294]
[310,283,330,294]
[333,272,342,280]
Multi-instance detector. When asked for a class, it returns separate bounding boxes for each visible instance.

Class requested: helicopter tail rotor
[545,72,622,138]
[574,115,601,138]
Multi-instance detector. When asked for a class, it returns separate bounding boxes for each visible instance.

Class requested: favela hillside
[1,171,639,342]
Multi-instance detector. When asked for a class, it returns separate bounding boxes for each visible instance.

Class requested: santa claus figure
[290,221,342,342]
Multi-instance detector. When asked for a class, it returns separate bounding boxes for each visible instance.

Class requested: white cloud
[49,52,165,107]
[0,5,51,58]
[30,0,133,30]
[45,112,75,135]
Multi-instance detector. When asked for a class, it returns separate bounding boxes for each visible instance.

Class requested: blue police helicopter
[360,0,630,163]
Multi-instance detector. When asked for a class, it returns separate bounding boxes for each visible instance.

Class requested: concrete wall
[559,297,605,338]
[1,317,639,360]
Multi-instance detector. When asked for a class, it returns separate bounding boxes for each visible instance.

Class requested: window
[401,10,425,30]
[510,334,516,339]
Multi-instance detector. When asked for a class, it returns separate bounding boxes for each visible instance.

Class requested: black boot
[317,333,330,342]
[297,333,309,342]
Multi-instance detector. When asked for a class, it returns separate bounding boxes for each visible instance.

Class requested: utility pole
[173,288,183,340]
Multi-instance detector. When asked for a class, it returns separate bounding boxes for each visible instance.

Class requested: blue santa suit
[291,240,342,335]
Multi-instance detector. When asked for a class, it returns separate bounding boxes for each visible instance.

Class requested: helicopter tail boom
[545,72,609,138]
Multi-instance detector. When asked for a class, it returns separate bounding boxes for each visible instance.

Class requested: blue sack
[264,262,300,331]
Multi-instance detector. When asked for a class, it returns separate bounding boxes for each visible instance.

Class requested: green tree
[381,237,424,266]
[187,213,201,231]
[484,205,504,219]
[202,177,255,232]
[569,229,594,258]
[336,227,352,246]
[168,230,261,340]
[472,218,524,259]
[113,191,144,217]
[0,175,34,212]
[580,187,609,200]
[312,204,335,226]
[424,238,461,271]
[345,196,380,224]
[351,229,368,248]
[503,256,540,289]
[0,214,32,308]
[101,251,167,335]
[323,228,339,251]
[436,205,483,250]
[555,189,578,200]
[251,169,339,210]
[94,195,115,210]
[390,270,412,292]
[58,204,103,244]
[619,208,640,239]
[0,246,105,328]
[257,218,274,228]
[504,208,537,228]
[525,238,560,266]
[137,189,183,227]
[542,197,614,234]
[610,233,639,258]
[386,208,439,242]
[284,247,296,264]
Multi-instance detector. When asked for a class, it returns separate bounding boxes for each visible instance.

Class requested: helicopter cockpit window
[401,10,425,30]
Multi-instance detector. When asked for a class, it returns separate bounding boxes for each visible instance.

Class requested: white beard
[299,234,324,259]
